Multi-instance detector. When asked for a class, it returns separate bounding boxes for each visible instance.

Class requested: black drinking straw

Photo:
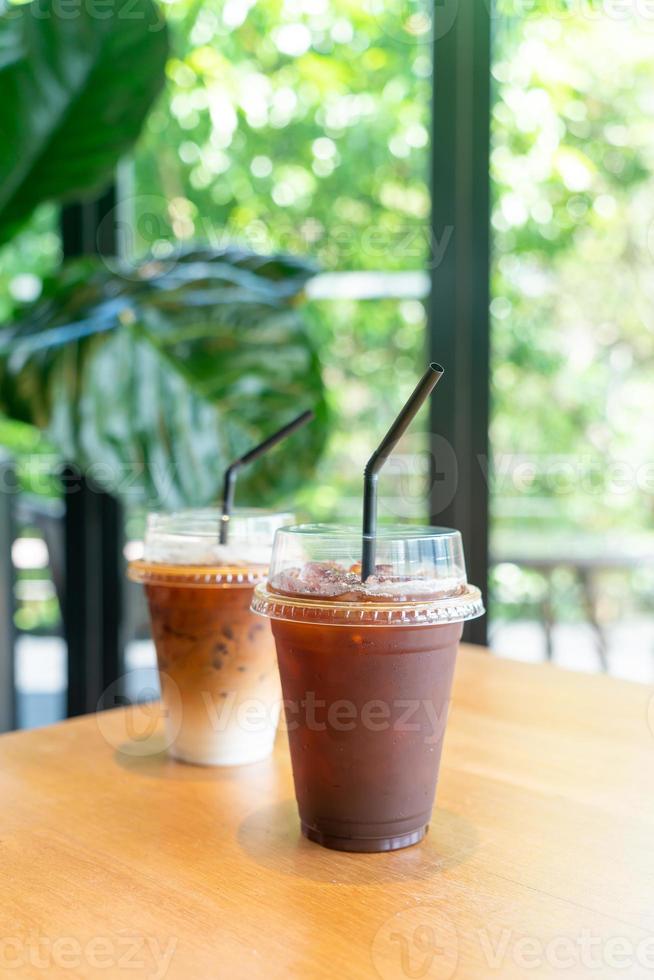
[361,363,444,580]
[220,409,314,544]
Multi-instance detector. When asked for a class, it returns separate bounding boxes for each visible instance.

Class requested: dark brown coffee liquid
[271,616,462,852]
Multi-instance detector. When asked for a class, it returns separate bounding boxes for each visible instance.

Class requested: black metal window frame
[0,458,17,730]
[61,192,126,717]
[429,0,491,645]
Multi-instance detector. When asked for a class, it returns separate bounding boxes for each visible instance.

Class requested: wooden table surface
[1,646,652,979]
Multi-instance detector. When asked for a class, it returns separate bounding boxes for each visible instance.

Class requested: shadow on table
[237,799,478,885]
[112,734,273,783]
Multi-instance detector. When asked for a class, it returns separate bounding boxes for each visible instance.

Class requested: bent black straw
[220,409,314,544]
[361,364,444,580]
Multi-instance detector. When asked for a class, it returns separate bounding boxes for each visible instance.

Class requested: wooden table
[1,646,652,979]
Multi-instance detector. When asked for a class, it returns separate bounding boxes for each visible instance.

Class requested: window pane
[129,0,432,271]
[123,1,433,532]
[299,295,429,521]
[490,7,654,679]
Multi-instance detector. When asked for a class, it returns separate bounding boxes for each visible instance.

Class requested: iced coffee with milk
[128,509,292,766]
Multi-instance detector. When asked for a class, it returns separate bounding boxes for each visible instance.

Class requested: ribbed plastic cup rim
[128,561,269,589]
[250,581,485,627]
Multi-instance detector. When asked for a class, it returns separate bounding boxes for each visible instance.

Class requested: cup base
[301,822,428,853]
[168,739,275,768]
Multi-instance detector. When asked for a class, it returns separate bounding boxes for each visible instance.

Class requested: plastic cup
[251,524,484,852]
[128,508,292,766]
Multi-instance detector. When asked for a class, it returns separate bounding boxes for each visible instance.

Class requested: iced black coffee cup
[251,524,484,852]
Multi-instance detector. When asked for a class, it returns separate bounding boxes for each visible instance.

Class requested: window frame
[429,0,491,645]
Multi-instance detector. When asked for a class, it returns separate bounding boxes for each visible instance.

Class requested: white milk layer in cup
[128,508,293,766]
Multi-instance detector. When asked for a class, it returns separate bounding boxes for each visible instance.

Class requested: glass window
[124,0,434,519]
[490,6,654,680]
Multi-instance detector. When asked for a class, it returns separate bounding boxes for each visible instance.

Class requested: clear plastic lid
[128,508,294,588]
[251,524,484,625]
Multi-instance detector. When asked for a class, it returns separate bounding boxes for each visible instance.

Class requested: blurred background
[1,0,653,730]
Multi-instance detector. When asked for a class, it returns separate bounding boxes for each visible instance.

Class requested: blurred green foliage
[295,296,429,522]
[0,205,60,323]
[129,0,431,270]
[0,247,327,509]
[491,8,654,545]
[126,0,432,522]
[0,0,168,244]
[3,0,654,633]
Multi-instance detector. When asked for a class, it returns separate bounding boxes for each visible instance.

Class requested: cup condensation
[128,508,292,766]
[251,524,484,851]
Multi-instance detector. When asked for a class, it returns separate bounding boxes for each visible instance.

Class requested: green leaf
[0,248,328,509]
[0,0,168,243]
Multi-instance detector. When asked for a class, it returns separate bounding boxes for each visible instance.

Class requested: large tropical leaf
[0,0,168,244]
[0,248,328,509]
